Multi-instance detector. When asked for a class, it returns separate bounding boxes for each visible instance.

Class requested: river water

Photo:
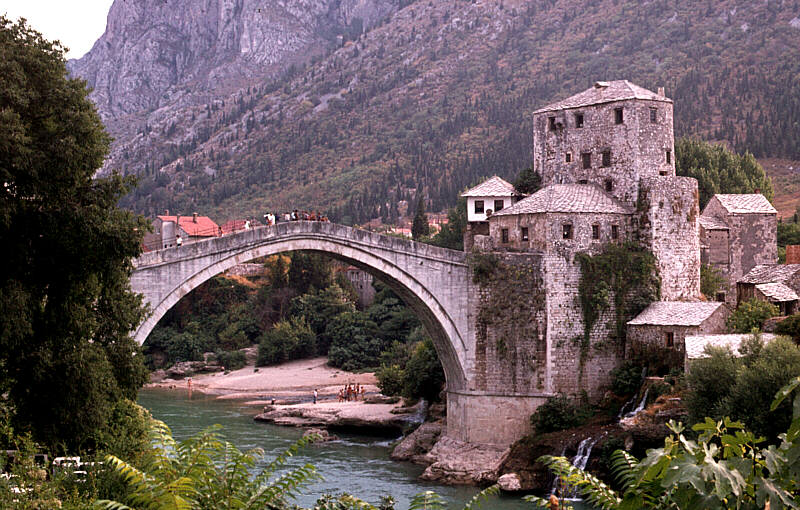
[138,388,592,510]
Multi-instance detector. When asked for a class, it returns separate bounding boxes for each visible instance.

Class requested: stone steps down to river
[254,400,424,435]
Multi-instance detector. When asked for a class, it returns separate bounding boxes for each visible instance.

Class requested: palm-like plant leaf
[537,455,621,510]
[462,484,500,509]
[408,490,446,510]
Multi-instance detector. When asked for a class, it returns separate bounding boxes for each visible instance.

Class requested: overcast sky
[2,0,114,59]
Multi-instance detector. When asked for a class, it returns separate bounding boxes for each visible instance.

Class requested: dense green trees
[726,298,779,333]
[411,198,430,240]
[513,165,542,195]
[0,17,149,453]
[675,137,774,209]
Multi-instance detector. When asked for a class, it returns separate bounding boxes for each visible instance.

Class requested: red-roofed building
[143,212,220,251]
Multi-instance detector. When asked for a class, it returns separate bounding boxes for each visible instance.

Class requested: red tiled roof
[158,215,219,237]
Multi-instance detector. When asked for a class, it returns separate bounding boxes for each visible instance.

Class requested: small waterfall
[553,435,603,500]
[617,393,637,419]
[624,387,650,419]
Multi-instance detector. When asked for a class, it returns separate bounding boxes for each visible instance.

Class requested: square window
[494,199,504,212]
[581,152,591,169]
[474,200,484,214]
[611,225,619,239]
[549,116,557,131]
[602,150,611,167]
[665,332,674,348]
[666,149,672,165]
[566,152,572,163]
[716,292,726,302]
[578,179,588,184]
[650,107,657,123]
[659,170,668,176]
[562,224,573,240]
[592,224,599,239]
[501,228,509,243]
[605,179,613,192]
[575,113,584,128]
[614,107,624,124]
[521,227,529,241]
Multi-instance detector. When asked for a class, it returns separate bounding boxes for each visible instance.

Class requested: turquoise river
[138,388,593,509]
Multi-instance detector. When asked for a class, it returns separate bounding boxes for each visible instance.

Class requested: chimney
[594,81,609,89]
[657,86,665,96]
[193,212,198,223]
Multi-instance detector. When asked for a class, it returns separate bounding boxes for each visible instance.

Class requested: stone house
[143,212,220,251]
[627,301,730,358]
[343,266,376,309]
[684,333,779,372]
[737,264,800,316]
[461,176,520,250]
[699,194,778,305]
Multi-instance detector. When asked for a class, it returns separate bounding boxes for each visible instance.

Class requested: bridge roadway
[131,221,549,446]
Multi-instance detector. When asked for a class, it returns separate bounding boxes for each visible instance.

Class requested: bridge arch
[131,222,470,391]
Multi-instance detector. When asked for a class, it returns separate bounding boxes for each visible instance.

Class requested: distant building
[738,264,800,315]
[700,194,778,304]
[143,212,219,250]
[344,266,376,308]
[461,175,520,249]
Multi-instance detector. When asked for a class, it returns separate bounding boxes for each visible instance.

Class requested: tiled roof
[492,184,632,216]
[756,282,800,302]
[685,333,778,360]
[712,194,777,214]
[220,219,249,234]
[158,215,219,237]
[461,176,518,197]
[534,80,671,113]
[739,264,800,284]
[699,215,729,230]
[627,301,726,327]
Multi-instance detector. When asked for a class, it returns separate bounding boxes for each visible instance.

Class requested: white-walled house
[461,176,520,250]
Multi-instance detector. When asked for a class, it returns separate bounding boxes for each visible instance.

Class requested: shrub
[215,350,247,371]
[610,362,643,396]
[775,313,800,342]
[700,263,726,299]
[326,311,382,371]
[530,395,589,435]
[257,317,316,366]
[402,338,445,402]
[94,399,152,463]
[727,298,779,333]
[376,364,405,396]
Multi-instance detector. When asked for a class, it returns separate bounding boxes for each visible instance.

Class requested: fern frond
[408,490,446,510]
[539,456,621,510]
[462,484,500,509]
[610,449,639,488]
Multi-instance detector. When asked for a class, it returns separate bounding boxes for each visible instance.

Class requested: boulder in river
[497,473,522,492]
[391,421,443,464]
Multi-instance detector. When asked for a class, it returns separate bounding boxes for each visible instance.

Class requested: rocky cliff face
[69,0,400,122]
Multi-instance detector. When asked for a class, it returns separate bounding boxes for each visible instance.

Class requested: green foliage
[0,17,149,454]
[411,199,430,240]
[288,252,334,295]
[775,313,800,343]
[257,317,317,366]
[726,298,779,333]
[402,338,445,402]
[97,420,320,510]
[326,311,382,371]
[94,399,153,465]
[214,350,247,371]
[778,221,800,248]
[426,198,467,251]
[610,362,643,397]
[376,364,405,397]
[700,263,726,299]
[468,251,500,284]
[576,243,660,356]
[513,165,542,195]
[675,137,774,209]
[687,335,800,440]
[292,284,356,353]
[530,396,590,435]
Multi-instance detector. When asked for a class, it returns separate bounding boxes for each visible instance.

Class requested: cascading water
[624,387,650,419]
[555,435,604,501]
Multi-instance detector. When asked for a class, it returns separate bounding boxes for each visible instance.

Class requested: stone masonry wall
[533,98,674,209]
[469,252,548,394]
[638,175,701,301]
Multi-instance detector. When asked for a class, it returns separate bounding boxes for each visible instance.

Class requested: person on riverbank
[313,388,318,404]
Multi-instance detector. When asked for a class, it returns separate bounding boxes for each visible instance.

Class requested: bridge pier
[447,391,550,445]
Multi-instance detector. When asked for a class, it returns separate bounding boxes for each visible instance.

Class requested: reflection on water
[138,388,593,510]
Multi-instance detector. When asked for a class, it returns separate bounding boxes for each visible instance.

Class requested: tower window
[501,228,509,243]
[575,113,584,128]
[614,107,624,124]
[581,152,591,169]
[521,227,529,241]
[602,150,611,167]
[592,224,599,239]
[562,224,573,240]
[566,152,572,163]
[474,200,484,214]
[611,225,619,239]
[549,117,557,131]
[650,107,658,123]
[666,149,672,164]
[665,331,674,348]
[578,179,588,184]
[605,179,613,192]
[494,199,504,212]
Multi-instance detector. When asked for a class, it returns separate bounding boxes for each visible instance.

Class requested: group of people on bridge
[263,210,330,225]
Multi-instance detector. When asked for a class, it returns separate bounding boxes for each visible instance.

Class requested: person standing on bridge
[176,234,182,247]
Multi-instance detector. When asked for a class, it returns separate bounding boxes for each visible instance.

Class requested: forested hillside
[103,0,800,223]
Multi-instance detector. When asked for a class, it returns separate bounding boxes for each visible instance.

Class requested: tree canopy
[0,17,149,452]
[675,137,774,209]
[411,198,430,240]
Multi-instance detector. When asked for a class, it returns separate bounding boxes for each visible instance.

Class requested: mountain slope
[79,0,800,223]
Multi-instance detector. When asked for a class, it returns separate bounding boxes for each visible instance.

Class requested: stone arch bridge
[131,221,549,446]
